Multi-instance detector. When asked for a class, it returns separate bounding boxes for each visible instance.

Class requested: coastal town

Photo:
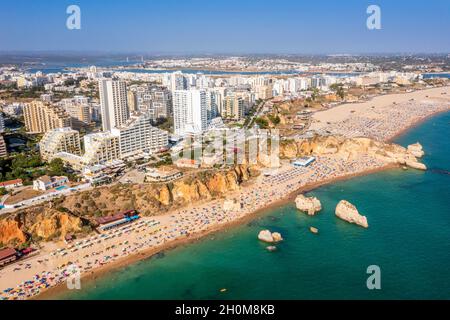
[0,54,449,300]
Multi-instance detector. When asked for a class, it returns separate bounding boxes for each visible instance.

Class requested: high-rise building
[39,127,82,161]
[205,90,221,121]
[151,87,172,119]
[82,132,120,166]
[223,94,244,121]
[111,113,169,158]
[0,135,7,158]
[24,101,72,133]
[170,71,187,91]
[172,90,208,136]
[59,97,92,128]
[127,90,138,113]
[99,79,130,131]
[135,85,153,113]
[0,113,5,133]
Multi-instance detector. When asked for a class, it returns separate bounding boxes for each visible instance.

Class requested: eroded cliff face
[0,209,83,246]
[280,135,426,169]
[0,165,254,247]
[27,210,83,241]
[0,218,27,246]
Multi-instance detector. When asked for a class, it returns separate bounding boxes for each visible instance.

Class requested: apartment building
[99,79,130,131]
[82,132,121,166]
[172,89,208,136]
[39,127,82,161]
[111,113,168,158]
[23,101,72,133]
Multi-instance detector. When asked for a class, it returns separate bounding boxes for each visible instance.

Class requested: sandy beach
[1,85,449,300]
[311,86,450,141]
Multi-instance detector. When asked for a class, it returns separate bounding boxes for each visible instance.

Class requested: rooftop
[0,248,16,261]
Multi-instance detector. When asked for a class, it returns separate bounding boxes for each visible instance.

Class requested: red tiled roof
[0,248,16,261]
[96,213,125,225]
[0,179,23,187]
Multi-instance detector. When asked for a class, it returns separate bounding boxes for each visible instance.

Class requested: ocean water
[60,112,450,300]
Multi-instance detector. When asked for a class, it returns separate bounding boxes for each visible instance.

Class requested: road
[245,99,268,129]
[0,183,92,216]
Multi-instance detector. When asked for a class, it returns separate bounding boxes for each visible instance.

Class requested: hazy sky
[1,0,449,54]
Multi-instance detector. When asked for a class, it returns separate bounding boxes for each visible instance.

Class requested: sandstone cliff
[0,165,253,247]
[280,135,427,170]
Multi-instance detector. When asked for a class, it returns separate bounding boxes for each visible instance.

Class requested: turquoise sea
[60,112,450,300]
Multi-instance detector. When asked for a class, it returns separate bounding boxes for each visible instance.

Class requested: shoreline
[387,107,450,142]
[4,88,449,300]
[38,163,396,300]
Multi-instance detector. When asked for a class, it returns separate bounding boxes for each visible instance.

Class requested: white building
[39,127,81,161]
[99,79,130,131]
[172,89,208,136]
[33,175,69,191]
[111,113,169,158]
[82,132,121,166]
[0,113,4,133]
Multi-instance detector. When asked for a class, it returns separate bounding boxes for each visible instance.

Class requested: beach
[1,86,449,300]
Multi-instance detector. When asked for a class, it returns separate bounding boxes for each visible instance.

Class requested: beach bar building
[292,156,316,167]
[96,210,140,232]
[0,248,17,267]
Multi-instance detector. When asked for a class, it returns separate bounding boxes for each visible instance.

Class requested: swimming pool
[55,186,68,191]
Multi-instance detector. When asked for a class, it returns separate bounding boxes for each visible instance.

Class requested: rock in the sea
[258,230,274,243]
[266,246,277,252]
[272,232,283,242]
[407,143,425,158]
[405,160,427,171]
[258,230,283,243]
[295,195,322,216]
[335,200,369,228]
[309,227,319,234]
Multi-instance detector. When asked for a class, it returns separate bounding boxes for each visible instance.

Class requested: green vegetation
[0,153,44,184]
[267,114,281,125]
[0,154,78,184]
[154,117,173,132]
[255,117,269,129]
[0,187,8,196]
[330,83,345,100]
[9,86,46,99]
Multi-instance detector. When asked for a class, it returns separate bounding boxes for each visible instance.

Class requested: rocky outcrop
[0,218,27,246]
[0,209,83,246]
[279,135,427,171]
[295,194,322,215]
[335,200,369,228]
[405,160,427,171]
[272,232,283,242]
[172,180,211,203]
[28,210,82,241]
[407,143,425,158]
[258,230,283,243]
[309,227,319,234]
[0,165,255,246]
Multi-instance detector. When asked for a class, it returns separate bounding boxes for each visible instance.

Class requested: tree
[46,158,66,176]
[330,83,345,100]
[255,117,269,129]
